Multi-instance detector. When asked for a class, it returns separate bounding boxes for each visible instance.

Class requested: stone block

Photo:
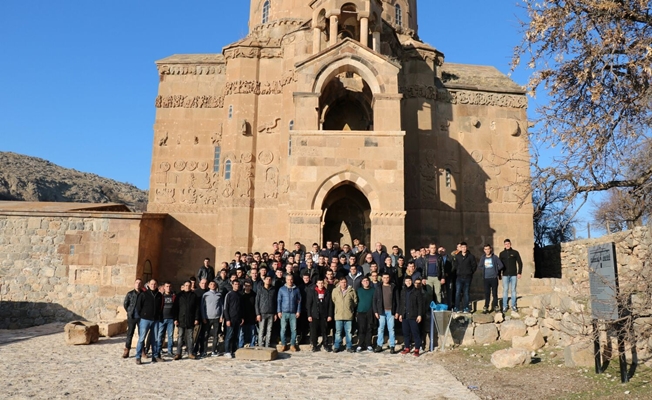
[473,313,495,324]
[97,320,127,337]
[450,320,475,346]
[491,348,531,369]
[236,346,278,361]
[512,330,545,351]
[524,316,538,327]
[64,321,99,345]
[494,313,504,323]
[564,342,595,367]
[500,320,527,341]
[474,324,498,345]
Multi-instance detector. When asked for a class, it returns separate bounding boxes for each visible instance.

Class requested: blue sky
[3,1,592,233]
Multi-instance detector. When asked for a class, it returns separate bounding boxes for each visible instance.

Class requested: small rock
[494,313,504,323]
[625,391,631,395]
[491,348,531,369]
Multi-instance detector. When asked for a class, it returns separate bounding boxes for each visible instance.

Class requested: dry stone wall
[0,211,164,329]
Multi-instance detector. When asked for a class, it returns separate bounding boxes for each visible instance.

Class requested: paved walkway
[0,323,478,400]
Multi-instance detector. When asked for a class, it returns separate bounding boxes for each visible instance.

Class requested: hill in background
[0,152,148,211]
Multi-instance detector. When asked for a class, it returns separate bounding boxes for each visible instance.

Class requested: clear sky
[3,1,587,233]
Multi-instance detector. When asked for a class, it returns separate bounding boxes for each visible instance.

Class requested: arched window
[395,4,402,27]
[289,120,294,131]
[225,160,232,180]
[445,168,452,188]
[262,1,270,24]
[143,260,153,283]
[213,146,221,173]
[228,105,233,119]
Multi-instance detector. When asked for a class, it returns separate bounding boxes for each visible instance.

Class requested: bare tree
[513,0,652,218]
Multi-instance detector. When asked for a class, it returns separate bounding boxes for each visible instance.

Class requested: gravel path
[0,323,478,400]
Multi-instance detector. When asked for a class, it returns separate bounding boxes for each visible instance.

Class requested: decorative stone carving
[198,172,212,189]
[258,150,274,165]
[159,162,171,172]
[181,188,197,205]
[263,167,279,199]
[239,119,249,136]
[211,124,223,145]
[187,161,198,171]
[400,85,437,100]
[158,64,225,76]
[174,161,187,171]
[159,132,168,146]
[241,152,254,163]
[155,188,175,204]
[155,95,224,109]
[223,181,234,198]
[471,150,484,163]
[257,118,281,134]
[438,89,527,109]
[369,212,407,219]
[198,162,209,172]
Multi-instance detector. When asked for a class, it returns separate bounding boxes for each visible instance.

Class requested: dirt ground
[427,341,651,400]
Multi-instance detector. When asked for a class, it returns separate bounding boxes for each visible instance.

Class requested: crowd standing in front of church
[122,238,522,363]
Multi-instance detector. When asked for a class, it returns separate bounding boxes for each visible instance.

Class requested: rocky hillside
[0,152,148,211]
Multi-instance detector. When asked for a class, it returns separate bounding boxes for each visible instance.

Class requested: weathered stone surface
[524,316,538,327]
[472,314,495,324]
[236,346,278,361]
[494,313,504,323]
[450,319,475,346]
[64,321,99,345]
[97,320,127,337]
[500,320,527,341]
[564,342,595,367]
[473,324,498,345]
[491,348,531,369]
[512,330,545,351]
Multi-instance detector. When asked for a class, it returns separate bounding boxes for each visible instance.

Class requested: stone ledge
[236,347,278,361]
[97,320,127,337]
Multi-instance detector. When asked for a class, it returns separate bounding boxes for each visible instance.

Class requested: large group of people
[122,239,523,363]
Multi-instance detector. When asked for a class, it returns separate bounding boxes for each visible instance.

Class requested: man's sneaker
[212,351,218,356]
[311,346,319,352]
[502,307,509,313]
[356,346,362,352]
[135,358,142,365]
[173,355,181,361]
[224,353,233,359]
[494,306,501,313]
[347,348,355,353]
[200,352,207,358]
[367,346,374,352]
[463,308,470,313]
[482,307,489,314]
[154,357,164,362]
[374,346,383,353]
[413,349,420,357]
[400,347,411,355]
[151,357,157,363]
[512,306,518,312]
[324,346,332,352]
[333,348,341,353]
[452,307,459,313]
[390,347,397,354]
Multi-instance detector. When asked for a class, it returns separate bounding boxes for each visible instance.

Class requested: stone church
[148,0,534,283]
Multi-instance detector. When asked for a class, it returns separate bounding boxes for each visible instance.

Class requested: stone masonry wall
[0,211,165,329]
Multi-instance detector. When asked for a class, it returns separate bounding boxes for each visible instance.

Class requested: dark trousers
[445,276,457,308]
[176,326,194,356]
[225,323,241,355]
[309,317,329,347]
[298,312,310,344]
[204,318,221,353]
[455,276,472,310]
[483,277,499,309]
[125,317,140,350]
[194,321,209,354]
[420,314,431,349]
[402,318,421,350]
[356,311,373,348]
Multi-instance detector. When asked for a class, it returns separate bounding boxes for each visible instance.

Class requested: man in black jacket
[173,281,200,360]
[197,258,215,285]
[306,278,333,352]
[499,239,524,312]
[122,278,142,359]
[453,242,477,313]
[193,279,210,356]
[223,280,243,358]
[398,276,423,356]
[135,279,163,365]
[255,275,277,347]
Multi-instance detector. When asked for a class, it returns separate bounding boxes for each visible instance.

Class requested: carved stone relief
[159,132,168,146]
[174,161,187,171]
[263,167,279,199]
[257,118,281,134]
[437,89,527,109]
[155,189,175,204]
[158,64,225,76]
[258,150,274,165]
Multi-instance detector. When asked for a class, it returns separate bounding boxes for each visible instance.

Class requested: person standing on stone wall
[173,281,200,360]
[255,275,277,348]
[135,279,163,365]
[453,242,476,313]
[223,280,243,358]
[197,258,215,285]
[201,281,223,356]
[373,272,398,354]
[424,243,445,303]
[159,282,176,357]
[478,244,504,314]
[499,239,523,312]
[398,276,423,357]
[122,278,143,359]
[277,274,302,351]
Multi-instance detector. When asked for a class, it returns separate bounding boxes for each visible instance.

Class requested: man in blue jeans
[135,279,163,365]
[372,273,398,354]
[277,275,302,351]
[331,277,358,353]
[453,242,477,313]
[159,282,175,357]
[499,239,523,312]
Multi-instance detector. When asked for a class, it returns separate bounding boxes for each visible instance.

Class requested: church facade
[148,0,534,283]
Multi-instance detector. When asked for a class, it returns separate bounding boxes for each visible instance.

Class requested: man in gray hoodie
[202,281,223,355]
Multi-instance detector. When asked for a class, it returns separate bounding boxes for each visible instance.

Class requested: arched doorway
[322,183,371,248]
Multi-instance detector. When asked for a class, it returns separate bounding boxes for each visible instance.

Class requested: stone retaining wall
[0,211,165,329]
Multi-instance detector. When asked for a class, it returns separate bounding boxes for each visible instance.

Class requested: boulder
[500,320,527,341]
[494,313,504,323]
[236,347,278,361]
[64,321,99,345]
[564,342,595,367]
[524,317,538,327]
[512,330,545,351]
[474,324,498,345]
[97,320,127,337]
[473,314,495,324]
[491,348,531,369]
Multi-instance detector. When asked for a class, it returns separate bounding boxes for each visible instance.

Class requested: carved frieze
[437,89,527,109]
[400,85,437,100]
[158,64,225,76]
[258,150,274,165]
[257,118,281,134]
[155,95,224,109]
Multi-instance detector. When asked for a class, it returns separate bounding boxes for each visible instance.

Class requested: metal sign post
[588,243,628,383]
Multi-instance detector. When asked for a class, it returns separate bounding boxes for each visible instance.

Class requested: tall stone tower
[150,0,534,287]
